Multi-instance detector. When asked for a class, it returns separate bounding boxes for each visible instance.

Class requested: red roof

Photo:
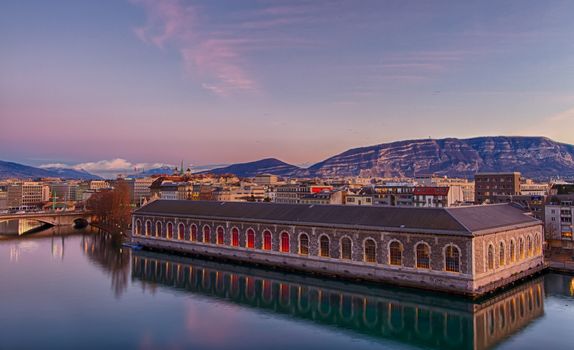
[413,186,449,196]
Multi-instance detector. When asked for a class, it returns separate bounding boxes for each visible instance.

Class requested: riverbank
[546,247,574,273]
[89,221,128,236]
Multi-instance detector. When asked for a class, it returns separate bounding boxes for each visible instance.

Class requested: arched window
[527,236,532,257]
[487,244,495,270]
[263,230,272,250]
[364,239,377,263]
[203,225,211,244]
[178,223,185,240]
[389,241,403,266]
[191,224,197,241]
[510,240,516,263]
[445,245,460,272]
[247,229,255,248]
[341,237,352,260]
[534,233,541,254]
[135,220,142,235]
[231,228,239,247]
[166,222,173,239]
[281,232,290,252]
[145,221,151,236]
[155,222,162,238]
[416,243,431,269]
[299,234,309,255]
[320,235,330,257]
[499,242,505,266]
[519,237,524,259]
[217,226,224,245]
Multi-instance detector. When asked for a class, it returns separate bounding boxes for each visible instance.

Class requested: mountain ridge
[0,160,101,180]
[198,158,301,178]
[201,136,574,179]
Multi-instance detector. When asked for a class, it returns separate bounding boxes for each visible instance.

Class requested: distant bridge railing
[0,211,94,226]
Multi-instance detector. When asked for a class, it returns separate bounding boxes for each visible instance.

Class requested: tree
[87,179,132,232]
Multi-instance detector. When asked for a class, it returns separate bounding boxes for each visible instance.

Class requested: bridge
[0,211,94,227]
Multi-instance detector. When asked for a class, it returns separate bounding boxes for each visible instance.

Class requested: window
[263,230,272,250]
[416,243,430,269]
[341,237,352,260]
[191,224,197,241]
[519,237,524,259]
[299,234,309,255]
[231,228,239,247]
[145,221,151,236]
[155,222,162,238]
[445,245,460,272]
[510,240,515,263]
[247,229,255,248]
[217,227,224,245]
[527,236,532,257]
[320,236,330,257]
[280,232,290,252]
[203,225,211,243]
[166,222,173,239]
[135,220,142,235]
[364,239,377,263]
[389,241,402,266]
[487,244,495,270]
[534,234,541,254]
[178,223,185,240]
[499,242,505,266]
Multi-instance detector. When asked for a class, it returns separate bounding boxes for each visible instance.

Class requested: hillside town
[2,167,573,249]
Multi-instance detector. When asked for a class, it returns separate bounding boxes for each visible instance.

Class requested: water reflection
[81,232,130,298]
[132,251,545,350]
[0,219,50,235]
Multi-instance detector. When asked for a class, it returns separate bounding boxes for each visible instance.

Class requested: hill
[299,136,574,179]
[198,158,301,178]
[0,160,101,180]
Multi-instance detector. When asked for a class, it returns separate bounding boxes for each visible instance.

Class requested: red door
[281,232,290,253]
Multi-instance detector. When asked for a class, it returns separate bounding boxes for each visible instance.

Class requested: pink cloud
[130,0,257,96]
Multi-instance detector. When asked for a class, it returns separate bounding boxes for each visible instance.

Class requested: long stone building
[131,200,544,297]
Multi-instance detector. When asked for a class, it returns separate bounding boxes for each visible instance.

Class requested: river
[1,227,573,349]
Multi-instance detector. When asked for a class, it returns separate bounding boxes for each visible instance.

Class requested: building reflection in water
[51,235,65,260]
[81,232,130,298]
[131,251,545,350]
[0,219,49,235]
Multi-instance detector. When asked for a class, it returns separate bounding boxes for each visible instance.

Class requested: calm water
[1,228,574,350]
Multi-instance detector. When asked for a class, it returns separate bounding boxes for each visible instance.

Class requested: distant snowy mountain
[131,166,174,178]
[41,167,102,180]
[0,161,101,180]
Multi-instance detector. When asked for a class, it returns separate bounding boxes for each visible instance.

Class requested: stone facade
[132,208,544,297]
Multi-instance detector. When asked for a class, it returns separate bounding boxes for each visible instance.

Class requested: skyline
[10,134,574,179]
[2,0,574,171]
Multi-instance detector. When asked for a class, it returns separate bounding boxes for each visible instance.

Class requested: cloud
[516,107,574,144]
[39,163,69,169]
[130,0,257,96]
[548,107,574,122]
[40,158,172,178]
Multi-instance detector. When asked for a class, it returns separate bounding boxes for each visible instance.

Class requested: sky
[1,0,574,174]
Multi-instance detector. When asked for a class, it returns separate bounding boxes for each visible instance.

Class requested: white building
[545,201,573,243]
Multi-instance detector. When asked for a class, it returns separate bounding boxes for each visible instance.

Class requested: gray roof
[134,200,540,236]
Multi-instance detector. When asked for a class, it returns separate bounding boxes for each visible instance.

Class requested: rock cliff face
[199,137,574,179]
[300,136,574,179]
